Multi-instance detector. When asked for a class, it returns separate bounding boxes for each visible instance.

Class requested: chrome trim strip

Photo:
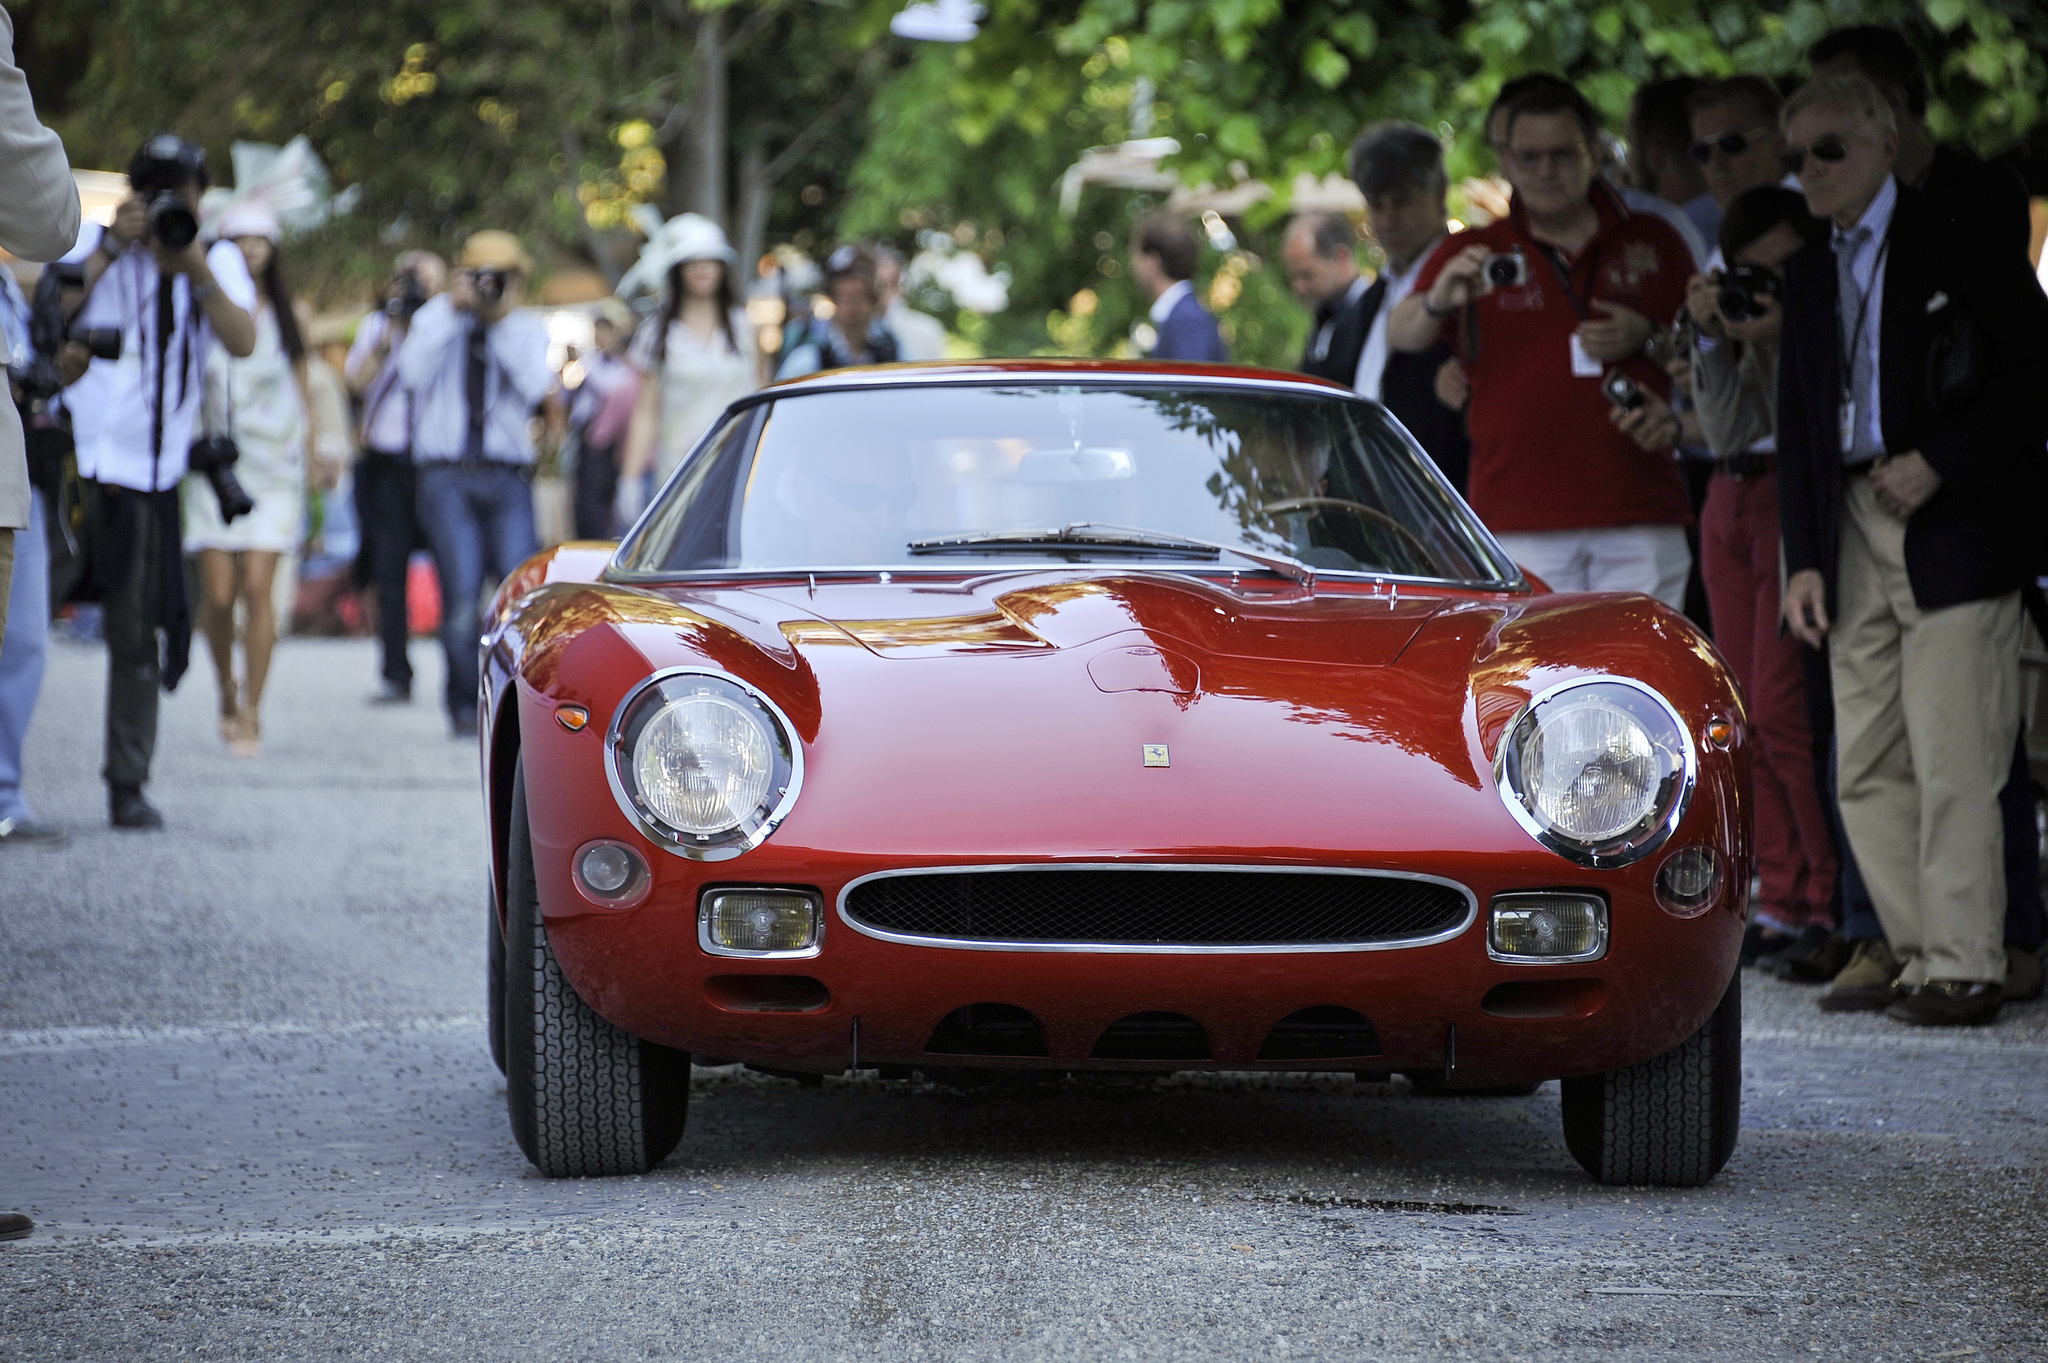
[697,887,825,960]
[603,667,806,863]
[1491,675,1699,871]
[834,863,1478,954]
[1484,892,1611,964]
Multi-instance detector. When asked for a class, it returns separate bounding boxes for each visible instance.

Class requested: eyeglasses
[1779,135,1851,174]
[1688,127,1773,164]
[1506,144,1589,175]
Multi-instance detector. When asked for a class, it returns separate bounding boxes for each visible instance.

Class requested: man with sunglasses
[1775,74,2048,1027]
[1809,25,2028,258]
[1686,77,1789,223]
[1389,75,1694,607]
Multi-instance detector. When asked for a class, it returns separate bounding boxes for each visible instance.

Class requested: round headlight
[1496,679,1693,867]
[606,670,803,861]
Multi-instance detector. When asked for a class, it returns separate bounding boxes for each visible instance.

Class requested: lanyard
[1837,237,1890,394]
[1536,241,1601,320]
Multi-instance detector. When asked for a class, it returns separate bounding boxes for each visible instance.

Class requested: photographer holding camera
[395,231,552,738]
[345,249,447,704]
[1388,76,1694,604]
[55,135,257,830]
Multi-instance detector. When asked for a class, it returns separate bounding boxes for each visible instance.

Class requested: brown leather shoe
[2005,946,2043,1003]
[1819,938,1902,1012]
[1885,979,2003,1026]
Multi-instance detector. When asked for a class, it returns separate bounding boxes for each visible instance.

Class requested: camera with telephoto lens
[9,262,122,404]
[1601,370,1646,412]
[472,268,508,308]
[1716,264,1783,322]
[127,134,209,251]
[1483,249,1528,289]
[186,434,255,522]
[385,271,428,321]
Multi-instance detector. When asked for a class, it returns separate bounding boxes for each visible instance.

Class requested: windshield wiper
[906,522,1317,588]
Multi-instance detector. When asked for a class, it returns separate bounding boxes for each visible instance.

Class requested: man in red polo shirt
[1389,75,1694,604]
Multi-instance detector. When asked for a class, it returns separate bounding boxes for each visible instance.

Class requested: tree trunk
[674,8,728,228]
[734,139,772,280]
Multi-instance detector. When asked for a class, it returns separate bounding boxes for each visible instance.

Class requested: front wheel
[504,755,688,1177]
[1560,970,1740,1187]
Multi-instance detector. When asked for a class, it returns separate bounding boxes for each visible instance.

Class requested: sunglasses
[1688,127,1772,164]
[1779,135,1851,174]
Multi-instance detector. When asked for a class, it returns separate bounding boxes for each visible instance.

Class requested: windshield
[612,382,1518,585]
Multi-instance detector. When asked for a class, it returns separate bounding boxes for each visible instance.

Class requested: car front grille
[840,867,1470,948]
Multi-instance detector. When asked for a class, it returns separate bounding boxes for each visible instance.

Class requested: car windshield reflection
[612,382,1518,586]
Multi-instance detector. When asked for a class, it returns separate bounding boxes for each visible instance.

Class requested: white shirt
[1832,174,1896,461]
[61,224,258,492]
[884,299,947,362]
[394,294,555,464]
[1355,238,1440,401]
[346,307,416,455]
[1148,278,1192,327]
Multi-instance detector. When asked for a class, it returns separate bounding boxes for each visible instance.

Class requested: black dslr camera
[127,134,208,251]
[1716,265,1782,322]
[385,271,428,321]
[9,262,121,404]
[472,268,509,308]
[187,433,255,522]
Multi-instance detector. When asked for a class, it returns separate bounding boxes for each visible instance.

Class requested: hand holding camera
[1422,244,1498,317]
[452,267,514,321]
[1684,272,1728,341]
[1716,265,1783,344]
[1604,375,1681,451]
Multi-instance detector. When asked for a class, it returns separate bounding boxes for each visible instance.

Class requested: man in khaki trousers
[1776,75,2048,1025]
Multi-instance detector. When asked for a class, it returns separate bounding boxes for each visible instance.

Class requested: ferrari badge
[1142,744,1170,768]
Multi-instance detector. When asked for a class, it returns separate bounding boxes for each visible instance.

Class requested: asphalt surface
[2,635,2044,1361]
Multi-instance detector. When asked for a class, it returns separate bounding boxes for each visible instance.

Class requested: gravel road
[2,636,2043,1360]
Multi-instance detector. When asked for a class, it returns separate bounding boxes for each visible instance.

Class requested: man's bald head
[1282,212,1360,307]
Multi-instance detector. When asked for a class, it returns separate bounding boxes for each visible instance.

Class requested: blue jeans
[0,494,51,822]
[415,462,537,721]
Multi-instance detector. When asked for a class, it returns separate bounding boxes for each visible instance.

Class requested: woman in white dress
[184,201,307,758]
[613,214,758,528]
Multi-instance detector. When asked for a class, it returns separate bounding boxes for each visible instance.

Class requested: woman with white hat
[613,213,758,527]
[185,199,308,759]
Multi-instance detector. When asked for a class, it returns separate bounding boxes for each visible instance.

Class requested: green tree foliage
[841,0,2048,366]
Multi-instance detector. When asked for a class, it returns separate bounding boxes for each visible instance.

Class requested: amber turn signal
[556,705,590,731]
[1705,718,1734,749]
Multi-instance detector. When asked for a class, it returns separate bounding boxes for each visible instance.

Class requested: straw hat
[458,230,535,273]
[616,211,735,300]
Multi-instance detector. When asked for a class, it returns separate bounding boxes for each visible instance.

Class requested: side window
[612,409,760,574]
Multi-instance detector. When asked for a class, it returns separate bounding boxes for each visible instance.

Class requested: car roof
[760,358,1357,400]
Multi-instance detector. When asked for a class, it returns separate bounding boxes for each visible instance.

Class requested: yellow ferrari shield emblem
[1142,744,1170,768]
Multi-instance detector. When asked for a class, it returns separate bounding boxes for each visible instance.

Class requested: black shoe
[109,787,163,830]
[0,817,67,847]
[1741,922,1793,968]
[0,1213,32,1241]
[1885,979,2003,1027]
[369,680,413,705]
[1764,925,1848,983]
[450,712,480,739]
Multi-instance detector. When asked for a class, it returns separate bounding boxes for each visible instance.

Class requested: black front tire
[1561,969,1740,1187]
[504,756,689,1177]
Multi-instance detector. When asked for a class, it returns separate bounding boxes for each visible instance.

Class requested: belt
[1714,451,1773,480]
[419,454,532,476]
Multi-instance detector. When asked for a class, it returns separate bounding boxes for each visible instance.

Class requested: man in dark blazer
[1129,212,1228,364]
[1776,74,2048,1026]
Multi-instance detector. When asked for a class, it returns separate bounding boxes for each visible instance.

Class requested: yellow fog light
[1487,894,1607,962]
[700,888,822,957]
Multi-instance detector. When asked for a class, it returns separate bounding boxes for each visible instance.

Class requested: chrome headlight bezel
[604,668,804,862]
[1493,676,1696,869]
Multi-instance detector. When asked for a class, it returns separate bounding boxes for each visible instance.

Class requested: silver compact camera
[1483,249,1528,289]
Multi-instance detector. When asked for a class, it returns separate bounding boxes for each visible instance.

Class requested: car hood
[523,569,1713,862]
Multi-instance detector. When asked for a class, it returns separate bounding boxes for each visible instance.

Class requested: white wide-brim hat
[617,210,736,300]
[214,200,282,243]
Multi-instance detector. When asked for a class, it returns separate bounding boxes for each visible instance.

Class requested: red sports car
[480,361,1748,1186]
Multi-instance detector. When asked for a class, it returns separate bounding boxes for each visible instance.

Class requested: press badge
[1839,398,1856,455]
[1569,333,1602,377]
